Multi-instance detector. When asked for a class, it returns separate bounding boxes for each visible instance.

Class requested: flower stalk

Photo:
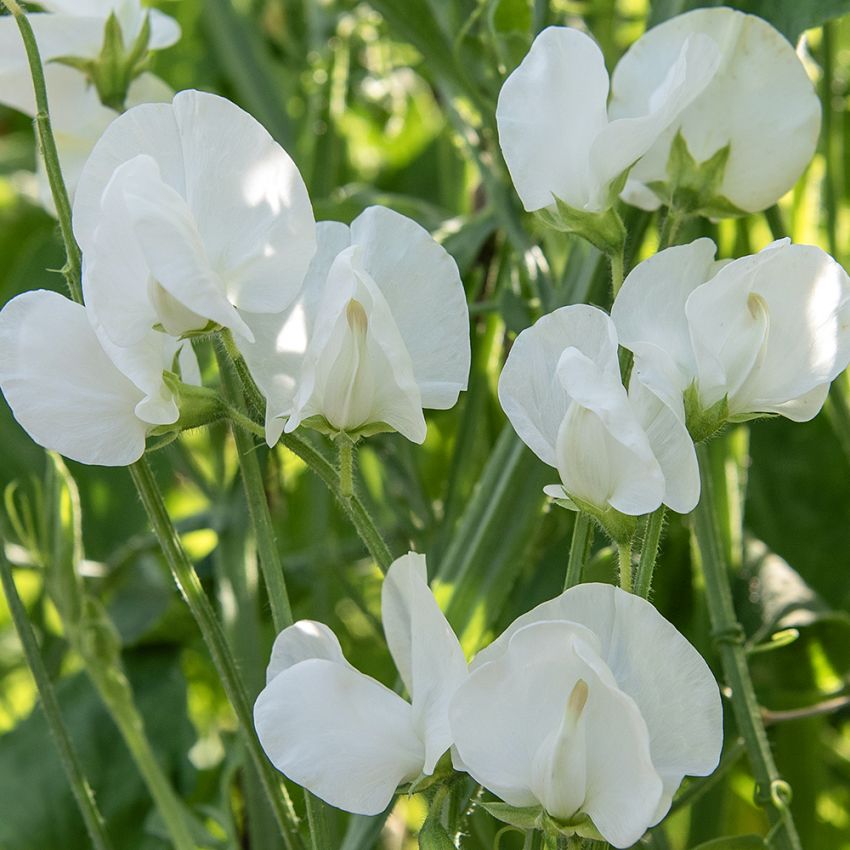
[564,512,593,590]
[635,507,665,598]
[693,444,801,850]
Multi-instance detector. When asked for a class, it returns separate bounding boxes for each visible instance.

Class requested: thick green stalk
[0,543,113,850]
[564,512,592,590]
[609,248,625,297]
[216,345,331,850]
[693,445,800,850]
[0,0,82,301]
[658,209,685,250]
[337,438,355,499]
[617,542,632,594]
[130,459,303,850]
[634,507,665,599]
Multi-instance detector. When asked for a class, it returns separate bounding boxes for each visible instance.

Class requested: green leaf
[0,650,195,850]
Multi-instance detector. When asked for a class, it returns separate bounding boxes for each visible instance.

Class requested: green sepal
[548,488,637,545]
[479,802,545,831]
[52,11,152,111]
[152,319,221,340]
[401,754,457,796]
[648,131,747,220]
[543,810,605,843]
[535,195,626,257]
[148,372,225,436]
[684,383,729,443]
[299,414,395,442]
[417,819,456,850]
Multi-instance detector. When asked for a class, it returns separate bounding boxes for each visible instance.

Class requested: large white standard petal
[450,620,663,847]
[687,241,850,420]
[381,553,467,773]
[254,657,423,816]
[0,290,150,466]
[498,304,620,468]
[470,583,723,824]
[265,620,353,684]
[610,8,821,213]
[73,90,316,320]
[349,206,470,409]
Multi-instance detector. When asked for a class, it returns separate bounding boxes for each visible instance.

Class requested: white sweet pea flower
[253,553,467,815]
[496,26,719,215]
[609,8,821,215]
[498,305,699,528]
[0,290,197,466]
[73,89,316,352]
[611,238,850,437]
[239,206,471,445]
[450,583,722,848]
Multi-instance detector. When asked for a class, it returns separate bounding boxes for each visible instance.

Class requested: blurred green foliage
[1,0,850,848]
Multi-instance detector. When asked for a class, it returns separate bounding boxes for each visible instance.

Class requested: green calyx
[648,131,746,220]
[480,803,604,846]
[535,195,627,257]
[149,373,226,437]
[684,382,729,443]
[300,414,395,442]
[550,491,637,547]
[53,11,152,111]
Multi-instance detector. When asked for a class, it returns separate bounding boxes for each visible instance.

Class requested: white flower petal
[496,27,609,211]
[555,348,664,515]
[381,553,467,773]
[287,248,426,442]
[240,221,352,444]
[265,620,352,684]
[611,238,717,385]
[629,375,699,513]
[254,658,423,815]
[349,206,470,409]
[498,304,620,468]
[0,291,148,466]
[610,8,821,213]
[712,244,850,419]
[471,582,723,822]
[589,33,719,209]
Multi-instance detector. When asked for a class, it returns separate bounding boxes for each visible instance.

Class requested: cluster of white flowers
[0,3,847,848]
[0,89,470,464]
[255,554,722,847]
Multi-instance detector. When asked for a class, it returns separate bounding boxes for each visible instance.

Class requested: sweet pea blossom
[239,206,471,445]
[496,25,719,215]
[253,553,467,815]
[450,583,722,848]
[611,239,850,435]
[0,290,198,466]
[609,8,821,215]
[498,305,699,525]
[73,89,316,356]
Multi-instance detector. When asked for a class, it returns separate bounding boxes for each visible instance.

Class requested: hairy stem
[617,541,633,594]
[693,445,801,850]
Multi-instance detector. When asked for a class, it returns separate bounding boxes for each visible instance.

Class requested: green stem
[216,344,332,850]
[129,459,303,850]
[693,445,801,850]
[658,209,684,250]
[337,438,354,499]
[0,0,82,301]
[820,22,838,258]
[86,672,196,850]
[634,507,665,599]
[0,543,113,850]
[215,344,293,629]
[617,542,633,594]
[564,512,593,590]
[609,247,625,297]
